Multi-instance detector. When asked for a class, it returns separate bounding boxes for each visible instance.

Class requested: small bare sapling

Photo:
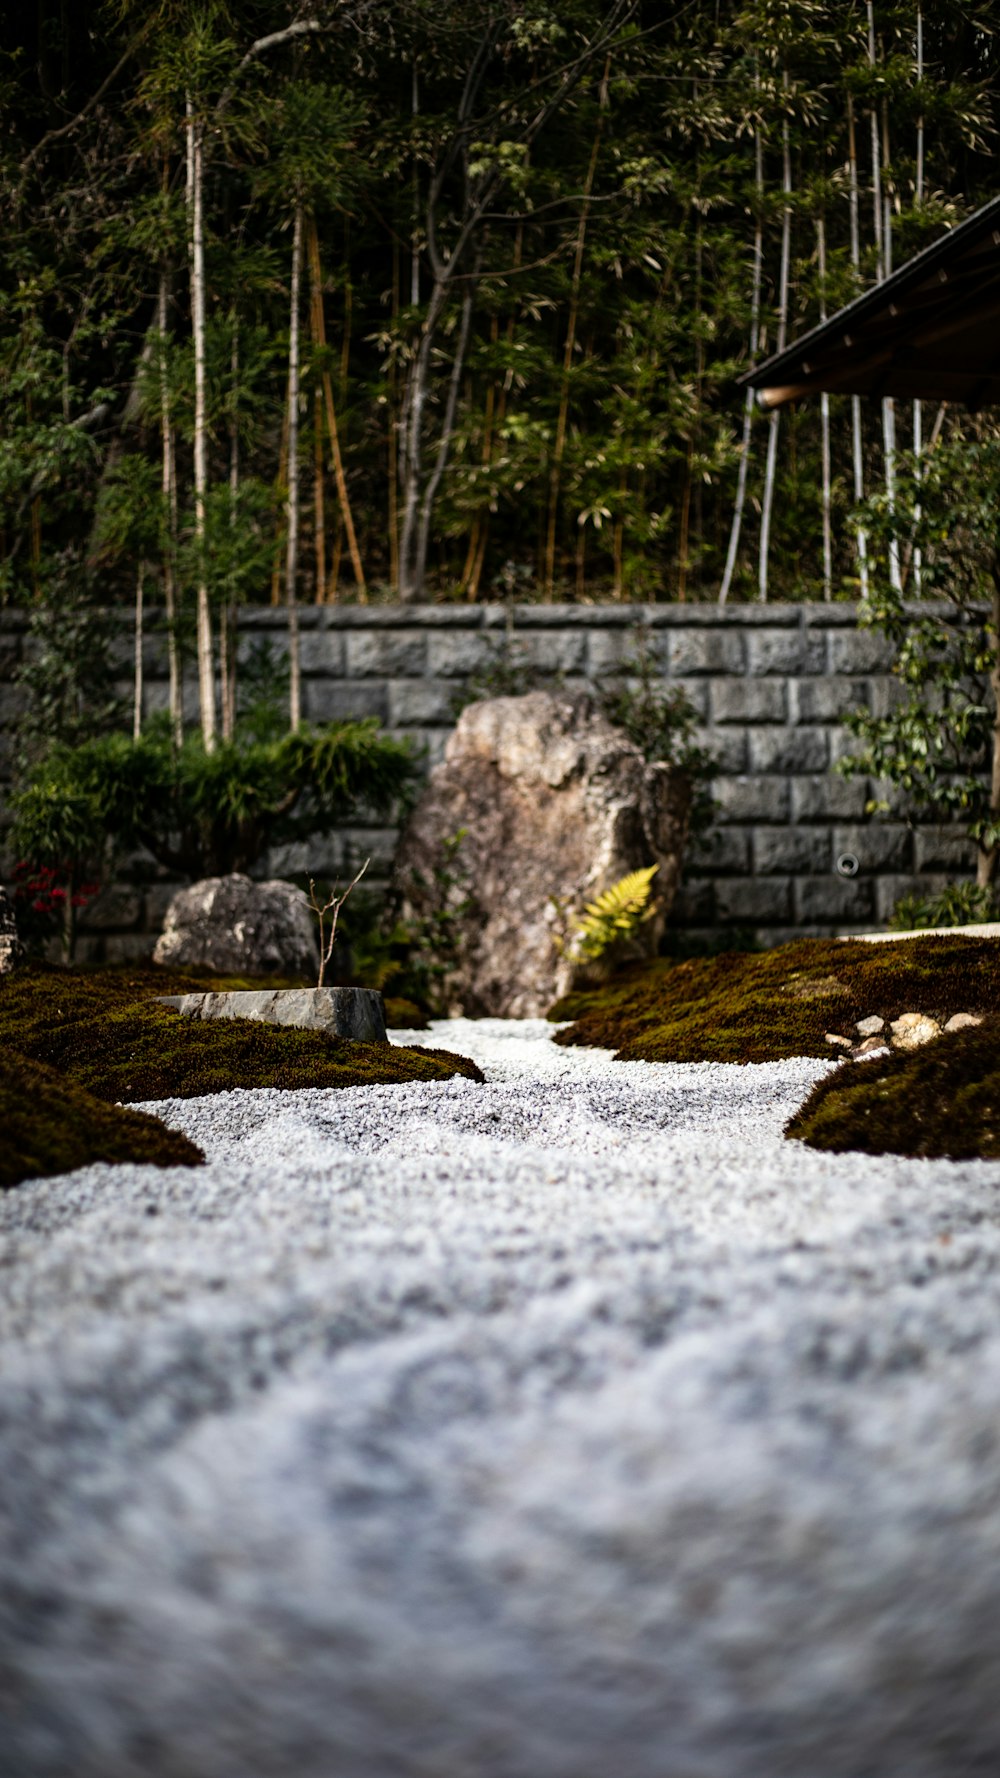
[308,858,369,987]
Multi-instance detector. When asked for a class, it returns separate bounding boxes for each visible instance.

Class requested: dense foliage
[840,432,1000,885]
[8,717,416,957]
[3,0,997,632]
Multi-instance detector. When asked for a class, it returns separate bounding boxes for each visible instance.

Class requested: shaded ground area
[2,1018,1000,1776]
[0,967,481,1187]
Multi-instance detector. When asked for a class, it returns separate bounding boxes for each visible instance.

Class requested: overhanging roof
[740,193,1000,410]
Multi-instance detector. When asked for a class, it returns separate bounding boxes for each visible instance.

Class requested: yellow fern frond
[572,864,659,961]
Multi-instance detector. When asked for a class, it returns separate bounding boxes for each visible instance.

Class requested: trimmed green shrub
[9,720,416,883]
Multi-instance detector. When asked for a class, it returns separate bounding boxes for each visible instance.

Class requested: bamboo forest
[3,0,998,663]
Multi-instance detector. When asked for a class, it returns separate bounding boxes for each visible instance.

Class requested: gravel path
[3,1018,1000,1777]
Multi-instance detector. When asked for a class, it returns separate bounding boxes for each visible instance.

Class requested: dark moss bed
[0,1048,204,1189]
[786,1018,1000,1159]
[549,935,999,1065]
[0,965,482,1188]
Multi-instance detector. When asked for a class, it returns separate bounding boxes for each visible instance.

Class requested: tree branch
[217,18,323,114]
[19,19,155,178]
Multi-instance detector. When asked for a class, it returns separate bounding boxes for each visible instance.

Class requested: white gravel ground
[3,1017,1000,1778]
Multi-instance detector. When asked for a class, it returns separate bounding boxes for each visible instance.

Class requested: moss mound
[384,996,430,1030]
[548,935,1000,1065]
[786,1019,1000,1159]
[0,966,483,1104]
[0,1047,203,1190]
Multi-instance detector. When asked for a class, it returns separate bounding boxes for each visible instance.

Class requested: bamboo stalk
[543,56,609,598]
[133,561,144,740]
[307,215,367,599]
[759,87,791,604]
[817,217,833,600]
[719,89,763,604]
[271,391,289,605]
[846,95,870,598]
[286,200,303,732]
[388,240,400,591]
[313,387,326,602]
[186,93,216,750]
[913,4,924,595]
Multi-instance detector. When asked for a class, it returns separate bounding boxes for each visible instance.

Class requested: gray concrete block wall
[0,602,978,959]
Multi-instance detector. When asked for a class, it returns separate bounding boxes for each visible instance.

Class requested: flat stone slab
[158,986,387,1044]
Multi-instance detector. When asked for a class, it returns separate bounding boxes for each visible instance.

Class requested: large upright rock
[0,886,23,975]
[153,874,319,979]
[392,690,690,1017]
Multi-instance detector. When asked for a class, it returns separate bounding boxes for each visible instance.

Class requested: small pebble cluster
[825,1008,983,1060]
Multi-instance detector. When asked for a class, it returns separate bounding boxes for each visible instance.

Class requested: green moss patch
[549,936,1000,1065]
[1,967,483,1105]
[384,996,431,1030]
[0,1048,204,1190]
[786,1019,1000,1159]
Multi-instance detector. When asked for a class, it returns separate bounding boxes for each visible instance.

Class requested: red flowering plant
[7,774,103,962]
[10,862,100,956]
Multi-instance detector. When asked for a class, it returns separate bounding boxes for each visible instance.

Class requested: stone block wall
[0,603,975,960]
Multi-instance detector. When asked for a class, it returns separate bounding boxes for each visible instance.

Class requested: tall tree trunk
[981,570,1000,888]
[677,455,691,602]
[759,93,791,604]
[411,62,421,309]
[186,94,216,750]
[271,385,289,605]
[307,216,366,598]
[398,284,442,599]
[413,273,476,595]
[286,200,303,733]
[388,239,400,591]
[157,267,183,745]
[543,61,608,598]
[817,216,833,600]
[867,6,902,593]
[220,316,239,741]
[719,103,763,604]
[847,94,870,598]
[913,4,925,595]
[133,561,144,740]
[881,95,901,593]
[313,387,327,602]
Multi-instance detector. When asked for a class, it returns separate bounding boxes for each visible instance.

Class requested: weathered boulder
[392,690,690,1017]
[153,874,319,978]
[158,986,387,1044]
[0,886,23,975]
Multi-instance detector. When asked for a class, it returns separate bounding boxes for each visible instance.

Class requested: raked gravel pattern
[3,1017,1000,1777]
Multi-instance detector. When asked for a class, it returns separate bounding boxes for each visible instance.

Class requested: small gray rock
[856,1014,885,1036]
[944,1012,983,1033]
[153,874,319,978]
